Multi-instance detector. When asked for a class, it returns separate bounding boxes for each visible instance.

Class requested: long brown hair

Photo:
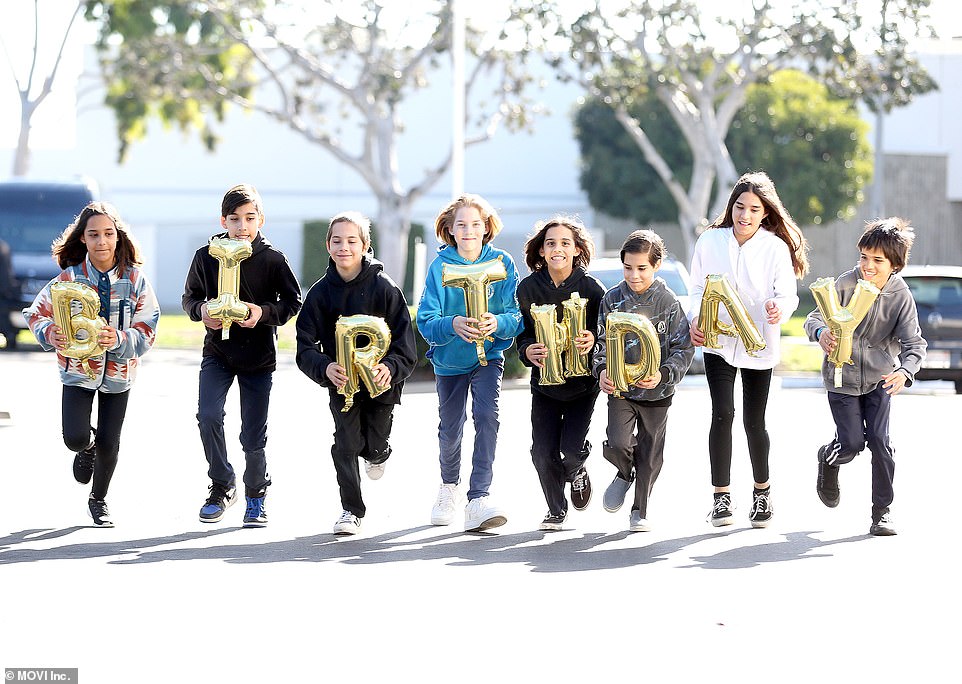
[52,202,143,276]
[710,171,809,278]
[523,215,595,272]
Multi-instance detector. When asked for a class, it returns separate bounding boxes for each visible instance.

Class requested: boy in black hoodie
[183,184,302,527]
[516,216,606,530]
[295,211,417,535]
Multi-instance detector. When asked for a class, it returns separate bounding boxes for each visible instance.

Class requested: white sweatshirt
[688,227,799,370]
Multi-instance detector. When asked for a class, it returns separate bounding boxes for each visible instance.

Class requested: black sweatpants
[62,385,130,500]
[328,390,396,518]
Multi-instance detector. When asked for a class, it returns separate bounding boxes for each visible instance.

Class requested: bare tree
[85,0,546,282]
[1,0,86,177]
[549,0,936,263]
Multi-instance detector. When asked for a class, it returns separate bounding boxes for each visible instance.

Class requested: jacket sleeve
[660,300,695,386]
[492,256,523,340]
[22,274,62,351]
[182,251,209,322]
[768,240,800,321]
[893,289,927,385]
[295,288,335,388]
[112,273,160,361]
[688,237,706,324]
[592,294,612,379]
[416,263,457,347]
[515,279,537,367]
[257,254,302,327]
[381,284,418,385]
[804,306,827,342]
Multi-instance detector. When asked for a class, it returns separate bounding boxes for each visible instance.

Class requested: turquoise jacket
[416,243,522,376]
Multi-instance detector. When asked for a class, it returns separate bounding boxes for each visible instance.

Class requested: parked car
[900,265,962,393]
[589,255,705,373]
[0,178,99,349]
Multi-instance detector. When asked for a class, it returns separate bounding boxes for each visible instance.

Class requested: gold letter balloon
[206,237,253,340]
[335,314,392,412]
[51,281,106,380]
[698,274,766,356]
[810,277,880,387]
[605,312,660,398]
[562,292,591,378]
[441,257,507,366]
[530,304,567,385]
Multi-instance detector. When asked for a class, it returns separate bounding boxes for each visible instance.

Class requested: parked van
[0,178,99,349]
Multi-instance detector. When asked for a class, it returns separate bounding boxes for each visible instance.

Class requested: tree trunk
[13,107,32,177]
[374,195,412,286]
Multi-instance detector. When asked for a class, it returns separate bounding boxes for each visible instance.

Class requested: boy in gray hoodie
[804,218,926,536]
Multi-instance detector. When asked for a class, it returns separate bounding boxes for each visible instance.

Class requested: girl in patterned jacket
[23,202,160,527]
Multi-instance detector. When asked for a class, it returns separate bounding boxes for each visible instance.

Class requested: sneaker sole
[711,516,734,527]
[242,520,268,528]
[750,518,771,529]
[539,522,564,531]
[333,527,359,536]
[465,514,507,532]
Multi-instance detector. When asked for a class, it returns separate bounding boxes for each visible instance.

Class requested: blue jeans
[435,359,503,501]
[196,355,272,495]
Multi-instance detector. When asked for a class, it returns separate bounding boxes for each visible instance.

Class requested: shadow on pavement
[0,525,874,572]
[680,530,870,570]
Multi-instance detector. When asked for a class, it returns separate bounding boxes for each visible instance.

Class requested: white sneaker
[431,483,459,526]
[333,510,361,535]
[365,459,386,481]
[464,495,507,532]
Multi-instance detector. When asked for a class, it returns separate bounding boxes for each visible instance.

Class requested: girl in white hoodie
[688,172,808,528]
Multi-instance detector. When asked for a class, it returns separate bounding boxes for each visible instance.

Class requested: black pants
[704,352,772,487]
[530,390,598,516]
[328,391,396,518]
[823,384,895,511]
[62,385,130,500]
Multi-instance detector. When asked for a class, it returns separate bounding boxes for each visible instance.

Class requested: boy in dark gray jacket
[804,218,926,536]
[593,230,694,531]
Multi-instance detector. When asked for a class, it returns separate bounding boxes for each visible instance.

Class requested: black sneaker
[749,488,773,528]
[88,496,114,527]
[73,442,96,485]
[570,468,592,510]
[539,511,566,531]
[708,492,734,527]
[243,493,268,528]
[817,446,840,508]
[870,510,897,536]
[199,482,237,523]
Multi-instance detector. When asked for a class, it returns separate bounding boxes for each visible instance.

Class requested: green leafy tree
[84,0,545,282]
[549,0,937,262]
[577,70,872,231]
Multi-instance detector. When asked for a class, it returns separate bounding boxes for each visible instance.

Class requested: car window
[904,276,962,309]
[0,187,93,253]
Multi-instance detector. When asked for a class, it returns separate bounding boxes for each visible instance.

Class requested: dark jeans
[196,355,272,495]
[823,383,895,511]
[328,391,395,518]
[603,396,669,517]
[62,385,130,500]
[704,352,772,487]
[530,390,598,516]
[435,359,503,501]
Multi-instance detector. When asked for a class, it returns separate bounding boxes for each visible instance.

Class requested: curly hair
[523,215,595,272]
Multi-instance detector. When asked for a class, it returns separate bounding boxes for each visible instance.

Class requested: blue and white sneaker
[199,482,236,523]
[243,494,268,528]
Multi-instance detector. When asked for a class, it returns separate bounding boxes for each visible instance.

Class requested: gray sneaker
[603,473,633,513]
[628,510,650,532]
